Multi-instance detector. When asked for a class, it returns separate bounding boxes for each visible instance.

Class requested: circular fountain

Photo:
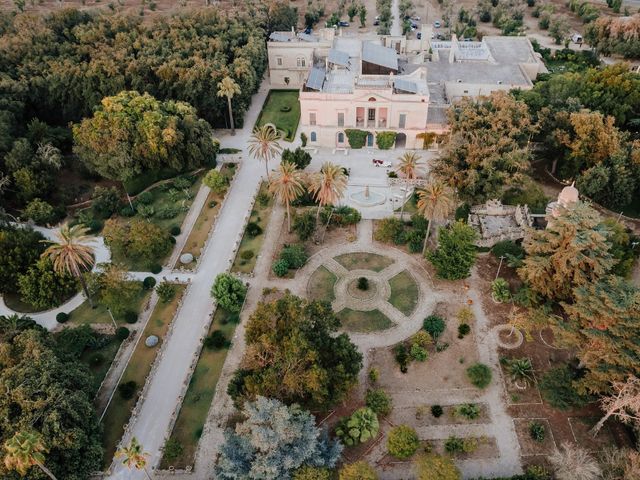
[349,185,386,207]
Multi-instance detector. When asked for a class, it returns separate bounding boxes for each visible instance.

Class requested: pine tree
[428,221,477,280]
[518,202,615,303]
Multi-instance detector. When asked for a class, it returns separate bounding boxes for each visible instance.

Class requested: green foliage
[282,147,312,170]
[103,218,172,264]
[366,388,392,416]
[368,368,379,383]
[293,211,316,241]
[455,203,471,222]
[56,312,69,323]
[211,274,247,313]
[393,343,410,373]
[215,397,342,479]
[320,205,361,226]
[453,403,480,420]
[491,240,525,259]
[529,421,546,442]
[0,328,103,479]
[428,221,477,280]
[91,186,122,219]
[466,363,492,389]
[162,438,184,463]
[336,407,380,446]
[92,265,142,316]
[124,311,138,324]
[344,129,369,149]
[457,323,471,338]
[204,169,229,194]
[156,282,176,303]
[272,259,289,277]
[357,277,369,291]
[375,131,397,150]
[492,278,511,302]
[444,436,478,454]
[203,330,228,350]
[0,224,46,293]
[246,221,263,237]
[293,466,332,480]
[115,326,130,341]
[73,91,217,182]
[410,343,428,362]
[539,366,592,410]
[387,425,419,459]
[143,276,157,289]
[279,244,308,269]
[423,315,446,339]
[415,454,461,480]
[502,182,548,214]
[18,257,77,309]
[230,294,362,409]
[118,380,138,400]
[506,358,534,385]
[21,198,57,225]
[431,405,443,417]
[339,461,378,480]
[374,217,405,244]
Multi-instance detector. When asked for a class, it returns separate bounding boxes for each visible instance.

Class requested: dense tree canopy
[215,396,341,480]
[433,91,535,202]
[229,294,362,409]
[0,326,102,479]
[0,225,45,295]
[586,15,640,59]
[73,91,216,181]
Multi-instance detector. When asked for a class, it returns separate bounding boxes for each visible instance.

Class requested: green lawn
[231,183,274,274]
[160,308,238,469]
[255,90,300,142]
[388,270,419,316]
[334,252,394,272]
[179,164,237,266]
[80,336,124,393]
[100,285,186,467]
[68,284,150,326]
[307,266,337,302]
[337,308,393,332]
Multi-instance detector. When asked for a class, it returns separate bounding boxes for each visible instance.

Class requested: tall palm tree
[4,431,58,480]
[417,180,456,255]
[308,162,348,221]
[115,437,152,480]
[248,125,282,178]
[268,161,306,232]
[217,76,241,135]
[395,151,425,220]
[41,223,95,306]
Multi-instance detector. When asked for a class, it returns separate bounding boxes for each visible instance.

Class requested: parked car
[434,20,441,28]
[338,21,350,27]
[417,32,422,39]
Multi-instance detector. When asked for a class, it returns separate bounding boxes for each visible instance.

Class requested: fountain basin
[349,189,386,207]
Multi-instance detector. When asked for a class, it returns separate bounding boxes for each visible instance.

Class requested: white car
[434,20,441,28]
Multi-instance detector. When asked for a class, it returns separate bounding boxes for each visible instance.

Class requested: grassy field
[80,336,124,393]
[307,266,337,302]
[179,164,237,267]
[388,271,419,316]
[159,308,238,469]
[100,285,186,468]
[255,90,300,142]
[231,182,274,274]
[334,252,394,272]
[337,308,393,332]
[68,283,150,326]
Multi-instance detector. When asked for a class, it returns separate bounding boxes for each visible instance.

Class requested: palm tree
[115,437,152,480]
[395,151,425,220]
[217,76,241,135]
[416,180,456,255]
[268,161,306,232]
[308,162,348,221]
[4,431,58,480]
[248,125,282,178]
[41,223,95,306]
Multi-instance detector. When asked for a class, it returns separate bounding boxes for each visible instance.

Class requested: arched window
[337,132,345,143]
[310,131,317,142]
[297,57,306,67]
[368,97,376,101]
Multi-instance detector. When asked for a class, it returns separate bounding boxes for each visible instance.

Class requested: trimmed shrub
[118,380,137,400]
[124,311,138,324]
[281,148,312,170]
[491,240,524,259]
[415,454,461,480]
[423,315,446,339]
[374,217,405,244]
[292,211,316,241]
[366,389,392,416]
[279,244,307,269]
[431,405,443,417]
[339,461,378,480]
[120,206,135,217]
[357,277,369,290]
[375,131,397,150]
[115,326,130,341]
[169,236,176,244]
[454,403,480,420]
[240,250,254,260]
[368,368,379,383]
[156,282,176,303]
[157,205,181,219]
[393,343,410,373]
[170,225,181,236]
[136,191,153,205]
[246,222,263,237]
[56,312,69,323]
[529,421,546,442]
[335,408,379,446]
[387,425,419,459]
[143,276,157,289]
[466,363,492,389]
[492,278,511,302]
[204,330,228,350]
[162,438,184,463]
[344,129,369,149]
[272,259,289,277]
[457,323,471,338]
[203,169,229,194]
[410,343,428,362]
[293,466,331,480]
[150,264,162,274]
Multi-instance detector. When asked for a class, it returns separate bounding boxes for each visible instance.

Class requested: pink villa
[267,28,547,150]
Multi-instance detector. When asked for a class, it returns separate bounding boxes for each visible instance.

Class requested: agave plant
[508,358,534,386]
[491,278,511,303]
[335,408,379,446]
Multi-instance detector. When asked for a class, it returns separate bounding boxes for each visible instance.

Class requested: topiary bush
[375,131,397,150]
[393,343,410,373]
[56,312,69,323]
[344,129,369,149]
[423,315,446,340]
[293,466,331,480]
[454,403,480,420]
[431,405,443,418]
[387,425,419,459]
[272,259,289,277]
[240,250,254,260]
[410,343,428,362]
[357,277,369,291]
[457,323,471,338]
[466,363,492,389]
[365,389,392,416]
[143,276,157,289]
[204,330,228,350]
[335,408,379,446]
[150,264,162,274]
[116,326,130,341]
[170,225,181,236]
[279,244,307,269]
[246,222,263,237]
[124,311,138,324]
[118,380,138,400]
[529,421,546,442]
